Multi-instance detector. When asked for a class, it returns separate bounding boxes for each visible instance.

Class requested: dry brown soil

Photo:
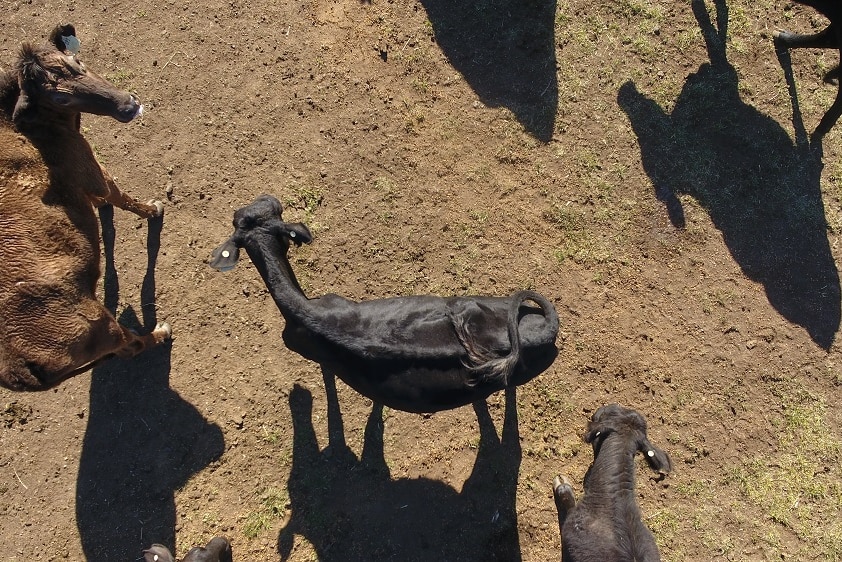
[2,0,842,560]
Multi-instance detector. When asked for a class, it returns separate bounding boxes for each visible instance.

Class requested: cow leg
[94,163,163,218]
[774,24,837,50]
[814,47,842,140]
[79,298,171,359]
[553,475,576,530]
[7,322,169,391]
[774,23,842,140]
[114,322,172,358]
[813,83,842,139]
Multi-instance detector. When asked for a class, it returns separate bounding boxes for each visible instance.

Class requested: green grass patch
[282,184,324,232]
[242,487,288,539]
[105,68,135,90]
[731,382,842,560]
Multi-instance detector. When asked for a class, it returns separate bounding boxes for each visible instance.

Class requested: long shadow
[617,0,840,349]
[418,0,558,141]
[278,374,522,561]
[75,206,225,561]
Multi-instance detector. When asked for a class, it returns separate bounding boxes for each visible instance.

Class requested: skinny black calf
[143,537,232,562]
[211,194,560,412]
[553,404,671,562]
[774,0,842,139]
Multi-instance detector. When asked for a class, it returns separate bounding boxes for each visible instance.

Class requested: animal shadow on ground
[75,205,225,561]
[418,0,557,141]
[618,0,840,349]
[278,374,522,561]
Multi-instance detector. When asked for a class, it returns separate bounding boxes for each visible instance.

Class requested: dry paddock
[2,1,842,560]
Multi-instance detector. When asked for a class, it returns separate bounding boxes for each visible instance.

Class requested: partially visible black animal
[210,194,559,412]
[143,537,232,562]
[553,404,671,562]
[774,0,842,139]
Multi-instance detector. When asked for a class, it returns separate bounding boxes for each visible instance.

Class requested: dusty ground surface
[2,0,842,560]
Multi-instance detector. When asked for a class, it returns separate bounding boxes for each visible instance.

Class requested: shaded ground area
[1,0,841,561]
[618,0,840,348]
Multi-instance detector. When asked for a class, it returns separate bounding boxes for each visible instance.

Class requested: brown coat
[0,24,169,390]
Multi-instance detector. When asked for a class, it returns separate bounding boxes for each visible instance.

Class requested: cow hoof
[154,322,172,340]
[553,474,576,514]
[553,475,575,503]
[553,475,571,493]
[148,199,164,217]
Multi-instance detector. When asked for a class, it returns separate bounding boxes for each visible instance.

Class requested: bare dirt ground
[2,0,842,560]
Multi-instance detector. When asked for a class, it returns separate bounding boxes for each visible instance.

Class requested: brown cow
[0,24,170,391]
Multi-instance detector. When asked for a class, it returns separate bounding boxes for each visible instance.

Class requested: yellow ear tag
[62,35,81,54]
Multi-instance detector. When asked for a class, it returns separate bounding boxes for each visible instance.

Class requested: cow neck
[17,108,84,160]
[584,433,640,502]
[17,110,102,213]
[242,230,315,324]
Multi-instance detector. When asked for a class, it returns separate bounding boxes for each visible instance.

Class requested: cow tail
[456,290,554,387]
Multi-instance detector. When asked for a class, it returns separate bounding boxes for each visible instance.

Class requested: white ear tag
[222,250,230,258]
[647,450,654,457]
[62,35,81,54]
[289,231,296,238]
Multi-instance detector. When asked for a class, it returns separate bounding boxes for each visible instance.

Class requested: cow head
[584,403,672,475]
[210,194,312,272]
[13,24,143,127]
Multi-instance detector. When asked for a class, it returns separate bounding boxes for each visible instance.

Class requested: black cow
[774,1,842,139]
[143,537,232,562]
[553,404,671,562]
[210,194,559,412]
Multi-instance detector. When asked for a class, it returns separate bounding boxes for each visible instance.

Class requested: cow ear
[583,424,609,444]
[204,537,233,561]
[639,439,671,475]
[15,44,51,97]
[143,544,175,562]
[283,222,312,247]
[209,238,241,272]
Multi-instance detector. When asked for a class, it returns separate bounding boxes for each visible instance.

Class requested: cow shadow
[278,373,522,561]
[418,0,558,141]
[617,0,840,349]
[75,206,225,561]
